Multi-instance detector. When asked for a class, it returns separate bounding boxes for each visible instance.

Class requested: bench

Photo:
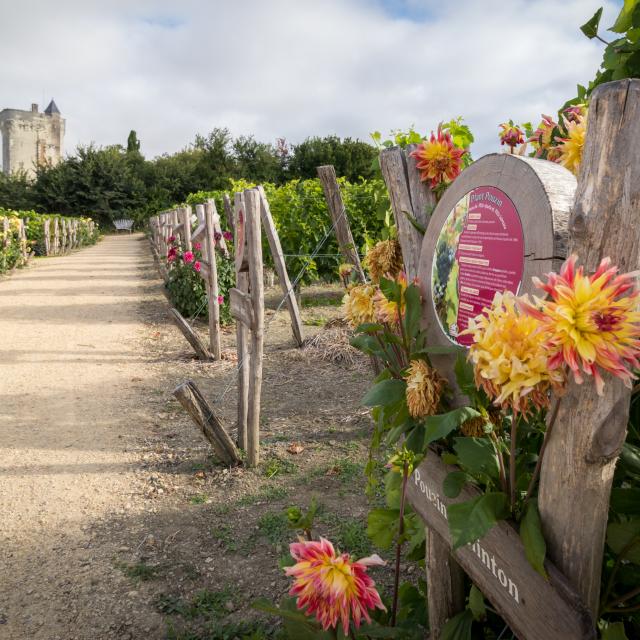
[113,219,134,233]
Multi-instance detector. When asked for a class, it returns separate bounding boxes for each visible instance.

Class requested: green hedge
[185,177,389,283]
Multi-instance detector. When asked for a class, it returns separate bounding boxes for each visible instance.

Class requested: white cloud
[0,0,620,164]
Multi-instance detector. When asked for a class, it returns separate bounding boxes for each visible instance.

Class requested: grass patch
[189,493,209,505]
[262,456,297,479]
[211,524,238,552]
[117,560,160,582]
[237,485,289,507]
[327,458,365,487]
[302,315,327,327]
[157,585,236,620]
[301,295,342,308]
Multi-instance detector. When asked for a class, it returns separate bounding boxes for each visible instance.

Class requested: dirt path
[0,234,374,640]
[0,234,168,639]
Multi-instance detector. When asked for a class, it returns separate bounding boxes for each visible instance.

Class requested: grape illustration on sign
[431,186,524,346]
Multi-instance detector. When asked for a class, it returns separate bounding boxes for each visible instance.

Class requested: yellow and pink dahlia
[556,112,587,175]
[465,291,565,415]
[524,255,640,394]
[528,114,557,158]
[374,272,408,324]
[499,122,524,152]
[343,284,376,327]
[285,537,386,634]
[409,126,466,190]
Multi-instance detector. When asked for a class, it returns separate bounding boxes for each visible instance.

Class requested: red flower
[193,242,202,251]
[168,235,176,243]
[217,295,224,305]
[183,251,194,264]
[223,231,233,242]
[194,261,201,272]
[409,126,466,190]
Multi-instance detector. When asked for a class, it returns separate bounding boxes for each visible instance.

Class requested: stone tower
[0,100,65,177]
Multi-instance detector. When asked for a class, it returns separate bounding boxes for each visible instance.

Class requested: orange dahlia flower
[374,272,408,324]
[285,537,386,634]
[409,126,466,190]
[524,255,640,394]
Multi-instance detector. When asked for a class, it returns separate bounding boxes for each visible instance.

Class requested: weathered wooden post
[204,201,222,360]
[317,165,366,283]
[379,145,436,281]
[44,218,51,256]
[245,189,264,467]
[180,206,192,251]
[256,186,304,347]
[53,217,60,255]
[233,192,250,450]
[223,193,235,234]
[18,218,28,264]
[537,79,640,619]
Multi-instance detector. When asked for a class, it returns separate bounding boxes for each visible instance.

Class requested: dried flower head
[285,537,386,634]
[364,239,403,283]
[404,359,446,418]
[343,284,376,327]
[409,126,466,190]
[524,255,640,394]
[466,291,565,415]
[339,263,354,278]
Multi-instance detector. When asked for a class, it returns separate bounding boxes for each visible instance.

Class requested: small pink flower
[167,254,176,263]
[168,235,176,243]
[217,295,224,305]
[167,246,177,259]
[194,261,201,272]
[193,242,202,251]
[183,251,194,264]
[223,231,233,242]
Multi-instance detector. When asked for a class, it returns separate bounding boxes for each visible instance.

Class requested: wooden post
[180,206,192,251]
[44,218,51,256]
[53,217,60,255]
[19,218,28,264]
[538,79,640,617]
[244,189,265,467]
[223,193,235,234]
[379,146,436,281]
[233,193,250,450]
[256,186,304,347]
[173,380,241,465]
[317,165,366,283]
[169,308,214,361]
[204,201,222,359]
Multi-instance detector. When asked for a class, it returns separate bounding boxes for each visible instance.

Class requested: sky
[0,0,622,165]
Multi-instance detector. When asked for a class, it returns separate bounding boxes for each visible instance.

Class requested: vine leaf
[447,492,509,549]
[580,7,603,38]
[520,500,548,579]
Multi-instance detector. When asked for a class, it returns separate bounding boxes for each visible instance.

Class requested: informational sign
[430,186,524,346]
[407,452,595,640]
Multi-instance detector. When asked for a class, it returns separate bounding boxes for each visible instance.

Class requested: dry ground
[0,234,383,640]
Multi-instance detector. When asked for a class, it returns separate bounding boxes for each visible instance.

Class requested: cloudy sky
[0,0,621,163]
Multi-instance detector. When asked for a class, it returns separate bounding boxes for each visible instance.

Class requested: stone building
[0,100,65,177]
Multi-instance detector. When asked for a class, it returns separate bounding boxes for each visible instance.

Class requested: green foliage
[520,500,548,579]
[447,492,509,549]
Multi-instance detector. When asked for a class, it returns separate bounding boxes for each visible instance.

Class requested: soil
[0,234,380,640]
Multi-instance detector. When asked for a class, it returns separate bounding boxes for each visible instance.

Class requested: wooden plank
[256,185,304,347]
[169,308,214,361]
[180,206,192,251]
[408,452,595,640]
[244,189,265,467]
[173,380,241,466]
[230,287,255,330]
[316,165,366,283]
[223,193,235,234]
[44,219,51,256]
[538,79,640,617]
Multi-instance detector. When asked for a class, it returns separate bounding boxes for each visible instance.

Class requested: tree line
[0,128,377,226]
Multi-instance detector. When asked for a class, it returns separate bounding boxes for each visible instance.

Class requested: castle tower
[0,100,66,177]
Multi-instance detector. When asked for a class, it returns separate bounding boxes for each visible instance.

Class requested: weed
[117,560,160,582]
[301,295,342,308]
[328,458,365,487]
[302,315,327,327]
[318,512,371,558]
[189,493,208,505]
[257,511,290,545]
[210,524,238,552]
[262,456,297,479]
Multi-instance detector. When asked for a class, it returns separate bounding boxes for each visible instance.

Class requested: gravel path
[0,234,166,639]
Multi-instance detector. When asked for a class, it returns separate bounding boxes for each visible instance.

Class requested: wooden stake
[538,79,640,617]
[44,218,51,256]
[256,185,304,347]
[173,380,241,465]
[245,189,265,467]
[204,201,222,359]
[169,308,214,361]
[234,193,250,450]
[317,165,366,283]
[181,206,192,251]
[223,193,235,234]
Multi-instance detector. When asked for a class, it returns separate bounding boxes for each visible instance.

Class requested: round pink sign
[430,186,524,346]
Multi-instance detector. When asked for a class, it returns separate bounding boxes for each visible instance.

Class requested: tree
[127,130,141,153]
[232,135,283,183]
[0,170,35,210]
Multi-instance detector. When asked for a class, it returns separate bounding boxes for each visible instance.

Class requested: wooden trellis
[379,79,640,639]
